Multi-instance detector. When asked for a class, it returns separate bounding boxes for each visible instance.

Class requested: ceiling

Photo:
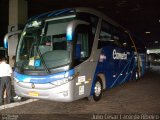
[0,0,160,49]
[0,0,9,46]
[28,0,160,49]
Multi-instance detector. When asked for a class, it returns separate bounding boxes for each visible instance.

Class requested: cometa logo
[113,49,127,60]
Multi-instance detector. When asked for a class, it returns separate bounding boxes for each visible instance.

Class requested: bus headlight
[51,76,73,86]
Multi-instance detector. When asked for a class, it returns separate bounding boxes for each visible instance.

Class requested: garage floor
[0,67,160,120]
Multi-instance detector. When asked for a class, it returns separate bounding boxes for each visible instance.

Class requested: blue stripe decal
[47,8,73,17]
[28,8,74,22]
[33,12,50,20]
[28,15,39,21]
[110,58,132,88]
[54,8,72,16]
[120,63,133,84]
[120,55,135,84]
[120,73,130,84]
[47,9,63,17]
[28,12,51,22]
[14,69,74,84]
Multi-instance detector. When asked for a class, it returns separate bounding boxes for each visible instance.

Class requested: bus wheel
[88,77,103,102]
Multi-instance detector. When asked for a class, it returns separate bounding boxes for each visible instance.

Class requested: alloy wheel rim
[94,81,102,97]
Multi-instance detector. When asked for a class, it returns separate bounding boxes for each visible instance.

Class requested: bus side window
[98,21,112,49]
[112,27,132,49]
[76,33,89,60]
[74,25,93,65]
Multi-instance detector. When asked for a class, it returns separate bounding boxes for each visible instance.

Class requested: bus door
[72,24,95,100]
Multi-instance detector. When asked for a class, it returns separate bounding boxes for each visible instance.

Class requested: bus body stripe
[110,59,131,88]
[90,48,136,95]
[14,69,74,84]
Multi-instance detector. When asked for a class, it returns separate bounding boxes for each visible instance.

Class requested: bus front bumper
[14,80,75,102]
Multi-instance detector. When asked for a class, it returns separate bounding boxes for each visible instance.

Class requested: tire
[88,77,103,102]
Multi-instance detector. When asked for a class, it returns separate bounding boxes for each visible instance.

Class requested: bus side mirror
[4,30,22,56]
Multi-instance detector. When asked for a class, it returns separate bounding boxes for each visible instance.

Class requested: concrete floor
[0,67,160,120]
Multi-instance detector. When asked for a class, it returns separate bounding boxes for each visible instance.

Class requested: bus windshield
[16,19,72,72]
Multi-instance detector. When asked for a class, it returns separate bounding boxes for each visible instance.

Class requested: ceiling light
[155,41,159,44]
[145,32,151,34]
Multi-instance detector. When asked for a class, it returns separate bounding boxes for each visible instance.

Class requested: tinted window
[98,21,113,48]
[112,27,131,49]
[98,20,132,49]
[76,13,99,37]
[74,25,93,63]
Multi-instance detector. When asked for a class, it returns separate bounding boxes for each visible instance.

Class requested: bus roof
[28,7,123,29]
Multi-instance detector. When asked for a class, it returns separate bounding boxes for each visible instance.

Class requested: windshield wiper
[36,46,50,74]
[36,33,51,74]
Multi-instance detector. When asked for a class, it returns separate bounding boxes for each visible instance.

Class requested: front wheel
[88,77,103,102]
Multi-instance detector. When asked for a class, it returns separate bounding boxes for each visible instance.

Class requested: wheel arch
[97,73,106,90]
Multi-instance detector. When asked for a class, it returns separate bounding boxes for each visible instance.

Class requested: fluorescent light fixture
[155,41,159,44]
[145,31,151,34]
[147,49,160,54]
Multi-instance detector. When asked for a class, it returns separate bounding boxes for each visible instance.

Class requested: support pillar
[8,0,28,67]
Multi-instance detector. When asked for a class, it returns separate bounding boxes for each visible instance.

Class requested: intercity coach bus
[6,7,146,102]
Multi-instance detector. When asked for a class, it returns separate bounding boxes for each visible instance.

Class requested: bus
[8,7,145,102]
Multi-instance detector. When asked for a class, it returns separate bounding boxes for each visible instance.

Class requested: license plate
[28,91,39,97]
